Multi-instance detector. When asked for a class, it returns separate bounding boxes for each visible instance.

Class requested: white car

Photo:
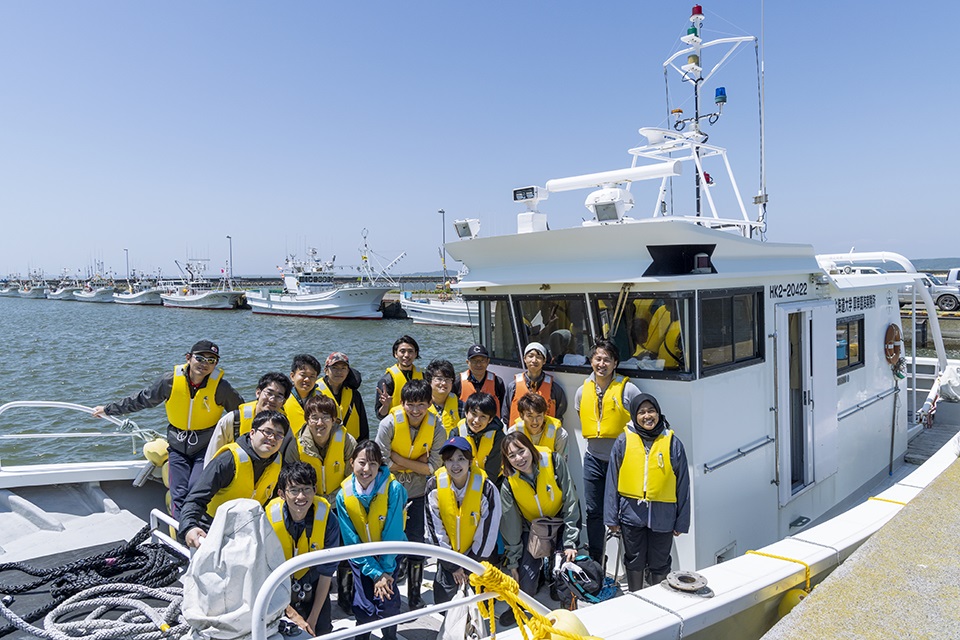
[899,273,960,312]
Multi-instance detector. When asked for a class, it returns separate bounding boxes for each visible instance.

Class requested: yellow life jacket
[459,371,500,415]
[435,467,486,554]
[298,427,348,496]
[386,364,422,410]
[642,306,671,354]
[317,378,361,440]
[237,401,257,436]
[618,429,677,502]
[431,393,461,434]
[508,449,563,521]
[205,442,282,516]
[165,365,224,432]
[658,321,683,370]
[510,415,561,452]
[453,421,498,473]
[284,390,314,434]
[265,496,331,579]
[390,407,438,459]
[578,375,632,439]
[508,373,556,425]
[340,473,394,543]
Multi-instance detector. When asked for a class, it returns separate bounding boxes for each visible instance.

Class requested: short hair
[500,431,540,477]
[252,409,290,434]
[464,392,498,417]
[278,461,317,492]
[442,445,474,463]
[400,378,432,404]
[516,392,548,416]
[257,372,293,399]
[590,339,620,364]
[392,335,420,357]
[291,354,322,374]
[304,394,338,421]
[351,439,384,465]
[425,359,455,381]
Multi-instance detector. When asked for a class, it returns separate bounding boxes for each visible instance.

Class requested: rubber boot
[336,561,354,615]
[626,569,645,592]
[647,571,669,588]
[407,558,426,610]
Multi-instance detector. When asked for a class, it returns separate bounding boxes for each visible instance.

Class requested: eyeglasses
[284,486,315,496]
[260,389,286,401]
[255,428,285,441]
[192,354,219,365]
[307,415,335,425]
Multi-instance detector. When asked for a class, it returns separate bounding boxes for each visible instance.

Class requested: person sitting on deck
[179,410,289,549]
[265,462,340,637]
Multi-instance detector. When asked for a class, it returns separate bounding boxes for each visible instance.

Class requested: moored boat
[46,271,83,300]
[160,260,244,310]
[400,294,478,327]
[114,270,165,305]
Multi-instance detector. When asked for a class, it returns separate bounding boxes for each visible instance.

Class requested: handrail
[149,509,189,558]
[837,387,898,421]
[703,436,774,473]
[250,541,550,640]
[0,401,163,444]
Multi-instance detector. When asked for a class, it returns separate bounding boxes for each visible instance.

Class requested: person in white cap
[501,341,567,426]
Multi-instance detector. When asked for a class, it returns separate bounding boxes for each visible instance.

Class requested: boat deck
[763,401,960,639]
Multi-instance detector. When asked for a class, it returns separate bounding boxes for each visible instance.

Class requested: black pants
[620,524,673,575]
[582,452,609,562]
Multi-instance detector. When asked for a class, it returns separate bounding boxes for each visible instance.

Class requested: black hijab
[628,393,668,441]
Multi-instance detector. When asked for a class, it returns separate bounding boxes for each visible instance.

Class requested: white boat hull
[161,290,244,309]
[400,297,478,327]
[247,285,391,319]
[114,289,164,305]
[74,287,116,302]
[18,287,47,299]
[47,287,81,300]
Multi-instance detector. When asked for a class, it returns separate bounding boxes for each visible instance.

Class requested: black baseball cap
[190,340,220,357]
[466,344,489,359]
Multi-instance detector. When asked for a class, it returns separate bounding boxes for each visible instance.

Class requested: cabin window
[592,293,694,377]
[512,295,593,368]
[836,315,864,373]
[700,288,763,375]
[476,297,520,363]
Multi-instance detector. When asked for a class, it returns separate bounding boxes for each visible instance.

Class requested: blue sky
[1,2,955,279]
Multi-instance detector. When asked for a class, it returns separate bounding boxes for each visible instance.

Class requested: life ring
[884,323,902,365]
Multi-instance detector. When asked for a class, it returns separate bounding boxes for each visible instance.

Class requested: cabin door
[775,300,838,507]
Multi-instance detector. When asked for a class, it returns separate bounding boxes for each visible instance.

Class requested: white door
[775,300,838,506]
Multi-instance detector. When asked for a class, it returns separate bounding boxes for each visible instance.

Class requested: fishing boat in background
[16,270,47,299]
[73,263,116,302]
[247,230,404,319]
[401,292,478,327]
[160,259,244,310]
[114,269,165,305]
[0,277,19,297]
[46,270,83,300]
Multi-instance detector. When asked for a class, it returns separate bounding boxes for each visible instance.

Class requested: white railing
[251,541,550,640]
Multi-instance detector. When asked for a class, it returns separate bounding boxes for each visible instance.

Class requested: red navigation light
[692,5,703,16]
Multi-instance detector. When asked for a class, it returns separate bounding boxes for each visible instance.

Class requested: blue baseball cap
[440,436,472,456]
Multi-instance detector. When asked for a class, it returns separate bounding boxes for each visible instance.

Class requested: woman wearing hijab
[604,393,690,592]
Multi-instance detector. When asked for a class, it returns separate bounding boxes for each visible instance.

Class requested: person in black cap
[456,344,506,416]
[604,393,690,592]
[424,436,501,608]
[92,340,244,516]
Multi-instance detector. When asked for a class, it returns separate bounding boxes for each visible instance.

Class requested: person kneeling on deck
[336,440,408,640]
[499,432,582,626]
[179,410,289,549]
[265,462,340,637]
[425,436,502,608]
[604,394,690,591]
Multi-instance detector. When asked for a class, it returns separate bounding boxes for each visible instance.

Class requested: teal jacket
[335,465,407,580]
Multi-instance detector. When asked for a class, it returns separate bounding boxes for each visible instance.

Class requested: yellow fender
[161,460,170,488]
[777,588,807,619]
[143,439,169,466]
[546,610,602,639]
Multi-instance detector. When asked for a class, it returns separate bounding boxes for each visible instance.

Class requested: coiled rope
[0,525,187,637]
[468,561,594,640]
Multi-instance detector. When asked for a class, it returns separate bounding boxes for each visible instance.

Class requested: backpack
[556,554,620,604]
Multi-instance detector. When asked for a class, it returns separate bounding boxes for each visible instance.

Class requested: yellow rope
[868,496,908,506]
[745,550,811,592]
[468,561,592,640]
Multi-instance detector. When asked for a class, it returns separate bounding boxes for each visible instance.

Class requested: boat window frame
[698,286,765,377]
[835,314,865,374]
[507,293,596,374]
[588,291,697,381]
[472,295,523,365]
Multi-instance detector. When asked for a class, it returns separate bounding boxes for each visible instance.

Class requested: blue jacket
[335,465,407,580]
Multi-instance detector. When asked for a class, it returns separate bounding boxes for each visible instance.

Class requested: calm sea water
[0,297,474,465]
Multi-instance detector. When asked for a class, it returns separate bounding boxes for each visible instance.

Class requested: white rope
[1,583,188,640]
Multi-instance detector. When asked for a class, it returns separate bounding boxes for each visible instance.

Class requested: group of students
[94,334,690,637]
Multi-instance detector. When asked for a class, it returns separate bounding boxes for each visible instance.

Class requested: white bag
[439,584,485,640]
[181,499,290,640]
[939,365,960,402]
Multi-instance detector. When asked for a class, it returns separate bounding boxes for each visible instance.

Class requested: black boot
[646,571,669,588]
[336,561,354,615]
[626,569,645,592]
[407,559,426,610]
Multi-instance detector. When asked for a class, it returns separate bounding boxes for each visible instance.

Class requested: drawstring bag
[527,517,564,559]
[439,584,484,640]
